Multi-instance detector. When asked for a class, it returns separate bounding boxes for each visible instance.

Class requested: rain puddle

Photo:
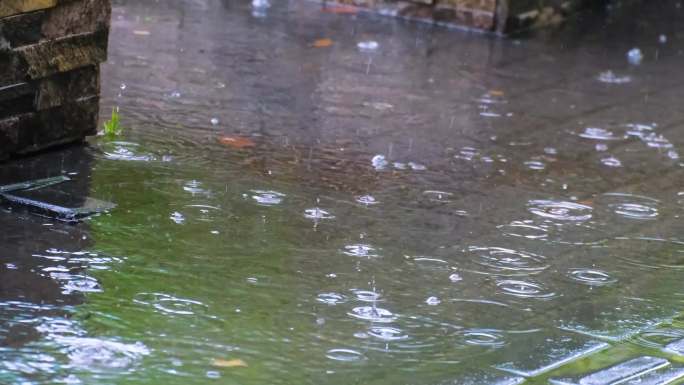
[2,0,684,384]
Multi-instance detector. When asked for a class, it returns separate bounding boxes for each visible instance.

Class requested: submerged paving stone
[664,338,684,356]
[0,188,116,222]
[441,370,524,385]
[494,331,609,377]
[550,356,670,385]
[0,175,70,193]
[624,366,684,385]
[0,175,115,222]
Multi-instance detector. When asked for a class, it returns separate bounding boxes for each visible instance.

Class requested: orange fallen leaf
[212,358,248,368]
[312,38,333,48]
[489,89,505,97]
[578,199,593,206]
[322,5,358,14]
[218,136,255,149]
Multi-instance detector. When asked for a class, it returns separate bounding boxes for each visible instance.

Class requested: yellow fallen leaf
[212,358,248,368]
[489,89,505,97]
[133,30,151,36]
[312,38,333,48]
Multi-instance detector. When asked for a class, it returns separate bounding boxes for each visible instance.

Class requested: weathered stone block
[0,0,109,159]
[0,0,56,19]
[0,0,110,49]
[0,96,99,157]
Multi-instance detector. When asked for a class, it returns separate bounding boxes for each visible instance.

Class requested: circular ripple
[250,190,285,206]
[304,208,335,220]
[498,221,549,240]
[133,293,208,315]
[351,289,382,302]
[496,280,555,299]
[326,349,366,362]
[468,247,549,276]
[610,203,658,220]
[342,244,380,258]
[568,269,617,286]
[462,329,506,347]
[367,327,409,341]
[317,292,347,305]
[632,329,684,350]
[579,127,622,141]
[528,200,593,221]
[348,306,397,323]
[62,275,102,294]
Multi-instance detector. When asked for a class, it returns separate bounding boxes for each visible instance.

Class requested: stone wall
[0,0,110,160]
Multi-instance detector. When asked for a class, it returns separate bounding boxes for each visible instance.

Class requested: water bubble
[351,289,382,302]
[496,280,555,299]
[133,293,208,316]
[408,161,427,171]
[210,118,219,126]
[527,200,593,221]
[463,329,506,347]
[595,143,608,152]
[170,211,185,224]
[611,203,658,220]
[103,142,154,162]
[627,47,643,65]
[316,293,347,305]
[524,160,546,170]
[326,349,366,362]
[251,190,285,206]
[579,127,621,141]
[56,337,150,370]
[449,273,463,282]
[120,83,127,91]
[455,147,480,161]
[348,306,397,323]
[659,34,668,44]
[357,41,379,52]
[425,296,441,306]
[371,155,388,170]
[356,195,379,205]
[597,70,632,84]
[600,156,622,167]
[206,371,221,379]
[304,208,335,220]
[422,190,453,202]
[342,244,380,258]
[603,193,659,220]
[368,327,409,341]
[183,180,210,196]
[568,269,616,286]
[468,246,549,275]
[62,275,102,294]
[252,0,270,7]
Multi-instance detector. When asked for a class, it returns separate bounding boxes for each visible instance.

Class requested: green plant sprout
[103,107,123,136]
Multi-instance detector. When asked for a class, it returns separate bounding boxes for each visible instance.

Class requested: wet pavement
[2,0,684,383]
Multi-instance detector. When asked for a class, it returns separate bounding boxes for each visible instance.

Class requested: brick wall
[0,0,110,160]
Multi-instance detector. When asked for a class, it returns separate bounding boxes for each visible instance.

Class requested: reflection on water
[3,0,684,383]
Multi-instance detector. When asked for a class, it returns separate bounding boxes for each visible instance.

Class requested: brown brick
[0,0,57,19]
[35,66,99,110]
[0,96,98,156]
[0,29,108,87]
[0,0,110,49]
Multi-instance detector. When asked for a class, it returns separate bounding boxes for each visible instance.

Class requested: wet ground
[3,0,684,383]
